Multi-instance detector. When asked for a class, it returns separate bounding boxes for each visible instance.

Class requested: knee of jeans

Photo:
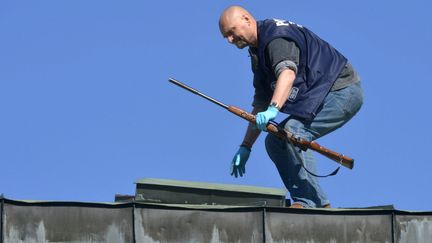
[285,120,314,142]
[285,119,305,137]
[265,133,283,156]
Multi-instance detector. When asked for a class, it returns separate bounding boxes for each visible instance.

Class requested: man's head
[219,6,257,49]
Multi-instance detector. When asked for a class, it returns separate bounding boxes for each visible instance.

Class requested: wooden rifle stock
[168,78,354,170]
[227,105,354,169]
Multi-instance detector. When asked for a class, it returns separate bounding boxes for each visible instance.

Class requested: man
[219,6,363,208]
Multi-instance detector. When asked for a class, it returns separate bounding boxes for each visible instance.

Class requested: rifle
[168,78,354,170]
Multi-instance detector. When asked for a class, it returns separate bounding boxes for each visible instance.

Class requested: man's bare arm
[270,69,296,108]
[240,106,265,149]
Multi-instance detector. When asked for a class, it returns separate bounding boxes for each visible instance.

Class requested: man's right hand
[230,146,251,178]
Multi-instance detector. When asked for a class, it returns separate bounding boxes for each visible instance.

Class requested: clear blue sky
[1,1,431,211]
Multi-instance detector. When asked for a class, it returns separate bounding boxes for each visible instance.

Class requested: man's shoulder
[268,38,297,48]
[266,38,300,58]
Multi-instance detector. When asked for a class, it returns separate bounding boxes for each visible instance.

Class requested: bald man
[220,6,363,208]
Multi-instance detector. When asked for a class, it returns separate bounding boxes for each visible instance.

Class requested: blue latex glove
[230,146,251,178]
[255,106,279,131]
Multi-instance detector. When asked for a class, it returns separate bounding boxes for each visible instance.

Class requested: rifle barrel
[169,77,355,170]
[169,78,228,109]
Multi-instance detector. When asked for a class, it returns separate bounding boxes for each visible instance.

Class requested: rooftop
[1,178,431,242]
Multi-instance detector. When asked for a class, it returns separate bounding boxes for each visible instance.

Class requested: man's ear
[242,14,251,24]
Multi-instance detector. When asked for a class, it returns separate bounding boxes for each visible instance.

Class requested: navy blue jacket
[252,19,347,119]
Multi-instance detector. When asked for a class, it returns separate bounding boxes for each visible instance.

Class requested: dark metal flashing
[2,198,134,208]
[114,194,135,202]
[1,197,431,215]
[390,210,432,216]
[134,201,266,214]
[264,206,398,216]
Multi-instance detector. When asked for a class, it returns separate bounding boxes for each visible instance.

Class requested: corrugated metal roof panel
[135,207,263,242]
[3,200,133,243]
[266,211,393,242]
[394,215,432,242]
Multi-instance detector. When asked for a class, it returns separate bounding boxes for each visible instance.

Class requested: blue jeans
[265,82,363,208]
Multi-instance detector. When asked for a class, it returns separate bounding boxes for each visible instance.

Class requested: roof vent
[133,178,288,207]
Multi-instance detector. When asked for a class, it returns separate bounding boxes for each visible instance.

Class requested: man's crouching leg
[264,119,330,208]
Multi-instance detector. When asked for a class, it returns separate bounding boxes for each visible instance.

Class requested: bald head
[219,6,252,28]
[219,6,257,48]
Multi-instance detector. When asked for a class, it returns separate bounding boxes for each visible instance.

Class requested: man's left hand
[255,106,279,131]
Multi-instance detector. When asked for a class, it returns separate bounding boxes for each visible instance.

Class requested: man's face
[220,15,251,49]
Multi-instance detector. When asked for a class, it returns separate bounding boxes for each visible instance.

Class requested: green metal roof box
[134,178,288,207]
